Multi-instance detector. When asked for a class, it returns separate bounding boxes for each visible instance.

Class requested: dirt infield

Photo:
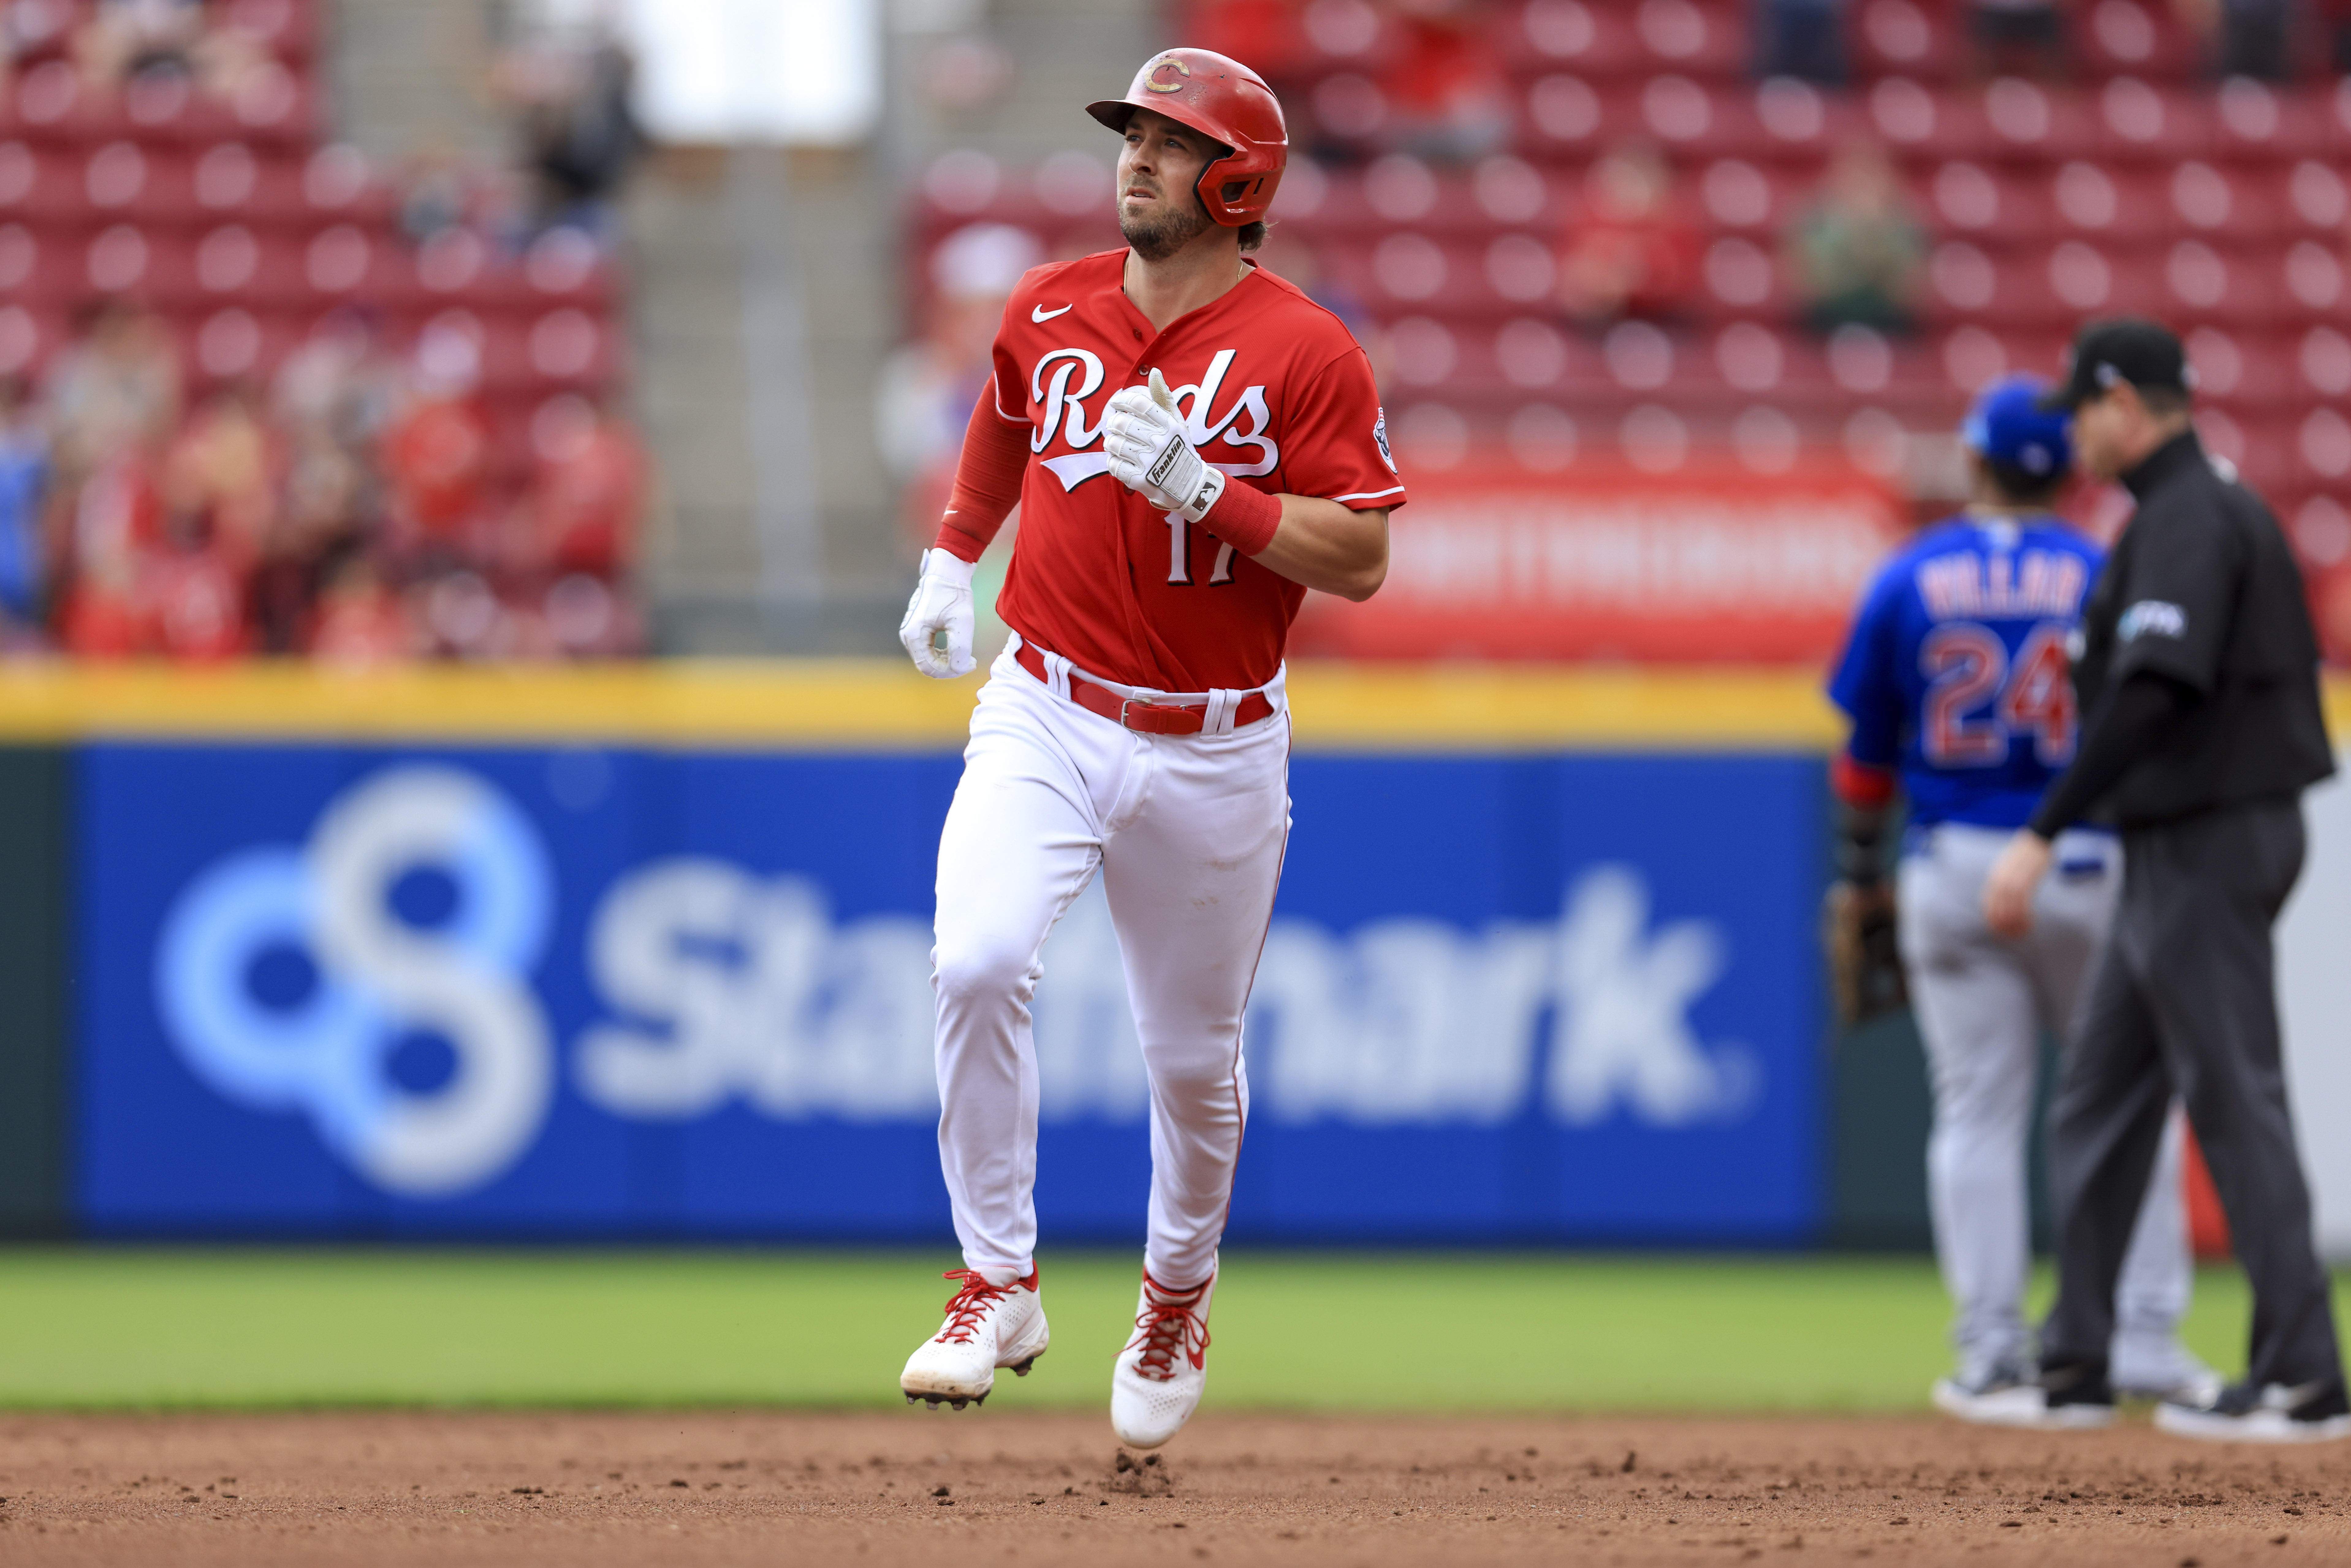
[0,1407,2344,1566]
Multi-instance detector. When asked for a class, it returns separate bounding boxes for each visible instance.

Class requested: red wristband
[1206,479,1282,556]
[1831,751,1897,810]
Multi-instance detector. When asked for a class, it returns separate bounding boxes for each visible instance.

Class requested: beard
[1119,186,1213,261]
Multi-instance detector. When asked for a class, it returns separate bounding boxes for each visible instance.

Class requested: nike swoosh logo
[1040,453,1112,490]
[1031,304,1073,322]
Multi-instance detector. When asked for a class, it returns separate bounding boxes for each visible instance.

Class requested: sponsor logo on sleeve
[2118,600,2188,641]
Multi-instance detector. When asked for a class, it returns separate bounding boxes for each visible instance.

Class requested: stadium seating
[0,2,625,426]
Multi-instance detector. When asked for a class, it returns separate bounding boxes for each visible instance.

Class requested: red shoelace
[1128,1283,1211,1381]
[933,1270,1011,1345]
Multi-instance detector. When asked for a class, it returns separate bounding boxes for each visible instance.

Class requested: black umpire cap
[2039,317,2193,411]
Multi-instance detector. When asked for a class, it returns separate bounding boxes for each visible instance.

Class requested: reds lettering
[1031,347,1279,492]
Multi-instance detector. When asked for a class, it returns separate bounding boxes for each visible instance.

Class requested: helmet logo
[1145,55,1191,92]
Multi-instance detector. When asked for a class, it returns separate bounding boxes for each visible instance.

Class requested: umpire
[1981,318,2348,1441]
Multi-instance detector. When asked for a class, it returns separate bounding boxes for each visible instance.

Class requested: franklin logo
[2118,600,2188,641]
[1147,438,1182,488]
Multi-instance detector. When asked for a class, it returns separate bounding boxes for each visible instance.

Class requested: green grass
[0,1248,2315,1413]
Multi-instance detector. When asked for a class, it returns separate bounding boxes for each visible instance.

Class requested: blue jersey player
[1825,375,2216,1425]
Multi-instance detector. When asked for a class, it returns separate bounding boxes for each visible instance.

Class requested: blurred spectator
[144,500,247,661]
[511,392,645,583]
[274,309,398,452]
[2328,0,2351,71]
[2171,0,2296,77]
[309,556,415,667]
[162,382,277,569]
[0,376,49,640]
[1754,0,1848,84]
[1969,0,2068,78]
[379,320,494,571]
[494,20,644,243]
[43,298,181,486]
[2221,0,2291,78]
[56,452,159,657]
[1557,144,1702,328]
[1783,142,1928,336]
[71,0,205,92]
[1381,0,1511,162]
[877,222,1041,552]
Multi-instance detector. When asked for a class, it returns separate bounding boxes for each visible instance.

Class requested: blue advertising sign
[78,743,1826,1244]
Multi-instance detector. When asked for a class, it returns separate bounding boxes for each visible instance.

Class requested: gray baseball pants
[1899,822,2196,1384]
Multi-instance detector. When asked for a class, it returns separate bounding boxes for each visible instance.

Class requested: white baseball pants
[1898,822,2195,1382]
[931,641,1291,1290]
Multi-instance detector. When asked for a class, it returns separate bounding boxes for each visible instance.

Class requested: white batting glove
[898,549,976,679]
[1103,367,1227,525]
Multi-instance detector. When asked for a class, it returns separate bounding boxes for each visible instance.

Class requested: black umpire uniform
[2029,321,2346,1433]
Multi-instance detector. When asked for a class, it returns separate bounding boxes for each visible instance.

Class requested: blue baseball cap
[1962,373,2073,481]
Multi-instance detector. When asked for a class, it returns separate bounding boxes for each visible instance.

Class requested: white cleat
[899,1267,1047,1411]
[1110,1264,1215,1449]
[2155,1380,2351,1444]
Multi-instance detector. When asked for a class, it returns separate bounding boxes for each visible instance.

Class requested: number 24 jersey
[1828,515,2104,831]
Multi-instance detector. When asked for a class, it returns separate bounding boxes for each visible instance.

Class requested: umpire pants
[2042,798,2345,1392]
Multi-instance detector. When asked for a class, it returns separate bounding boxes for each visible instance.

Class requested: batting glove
[898,549,977,679]
[1103,368,1227,525]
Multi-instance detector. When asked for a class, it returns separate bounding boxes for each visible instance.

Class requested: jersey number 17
[1920,622,2076,767]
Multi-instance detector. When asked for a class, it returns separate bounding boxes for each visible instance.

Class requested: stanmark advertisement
[80,744,1827,1243]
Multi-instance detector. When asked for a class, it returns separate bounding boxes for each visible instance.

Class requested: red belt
[1014,641,1274,735]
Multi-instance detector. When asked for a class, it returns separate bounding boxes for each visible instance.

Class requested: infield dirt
[0,1408,2343,1566]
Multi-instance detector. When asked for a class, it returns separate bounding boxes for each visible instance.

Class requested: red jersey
[941,249,1403,692]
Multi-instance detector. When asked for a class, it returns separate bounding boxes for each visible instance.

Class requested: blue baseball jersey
[1827,514,2104,831]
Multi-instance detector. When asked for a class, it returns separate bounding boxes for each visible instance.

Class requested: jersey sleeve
[1826,568,1905,769]
[933,381,1030,562]
[1275,345,1407,511]
[2105,503,2233,695]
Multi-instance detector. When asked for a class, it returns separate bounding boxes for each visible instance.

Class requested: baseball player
[891,49,1401,1448]
[1825,375,2216,1424]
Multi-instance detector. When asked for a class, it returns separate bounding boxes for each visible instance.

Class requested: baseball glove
[1824,880,1907,1029]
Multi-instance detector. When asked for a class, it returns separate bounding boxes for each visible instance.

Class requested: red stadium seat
[2076,0,2204,82]
[2186,327,2294,411]
[1627,0,1745,81]
[1925,161,2055,248]
[1852,0,1955,84]
[1498,0,1646,81]
[1520,73,1606,157]
[2093,78,2216,164]
[2211,78,2331,165]
[0,140,79,224]
[0,302,65,379]
[1871,78,2001,164]
[1974,78,2099,164]
[2045,161,2176,245]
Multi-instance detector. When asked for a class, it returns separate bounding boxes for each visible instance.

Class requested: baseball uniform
[1828,382,2208,1407]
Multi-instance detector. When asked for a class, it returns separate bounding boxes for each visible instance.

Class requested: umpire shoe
[2155,1379,2351,1444]
[900,1267,1048,1410]
[1110,1263,1216,1449]
[1936,1360,2115,1430]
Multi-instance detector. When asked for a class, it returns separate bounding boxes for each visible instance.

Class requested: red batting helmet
[1085,49,1287,227]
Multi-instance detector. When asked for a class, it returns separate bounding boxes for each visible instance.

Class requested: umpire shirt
[2064,429,2333,826]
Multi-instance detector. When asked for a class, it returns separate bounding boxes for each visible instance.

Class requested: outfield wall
[0,663,2345,1255]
